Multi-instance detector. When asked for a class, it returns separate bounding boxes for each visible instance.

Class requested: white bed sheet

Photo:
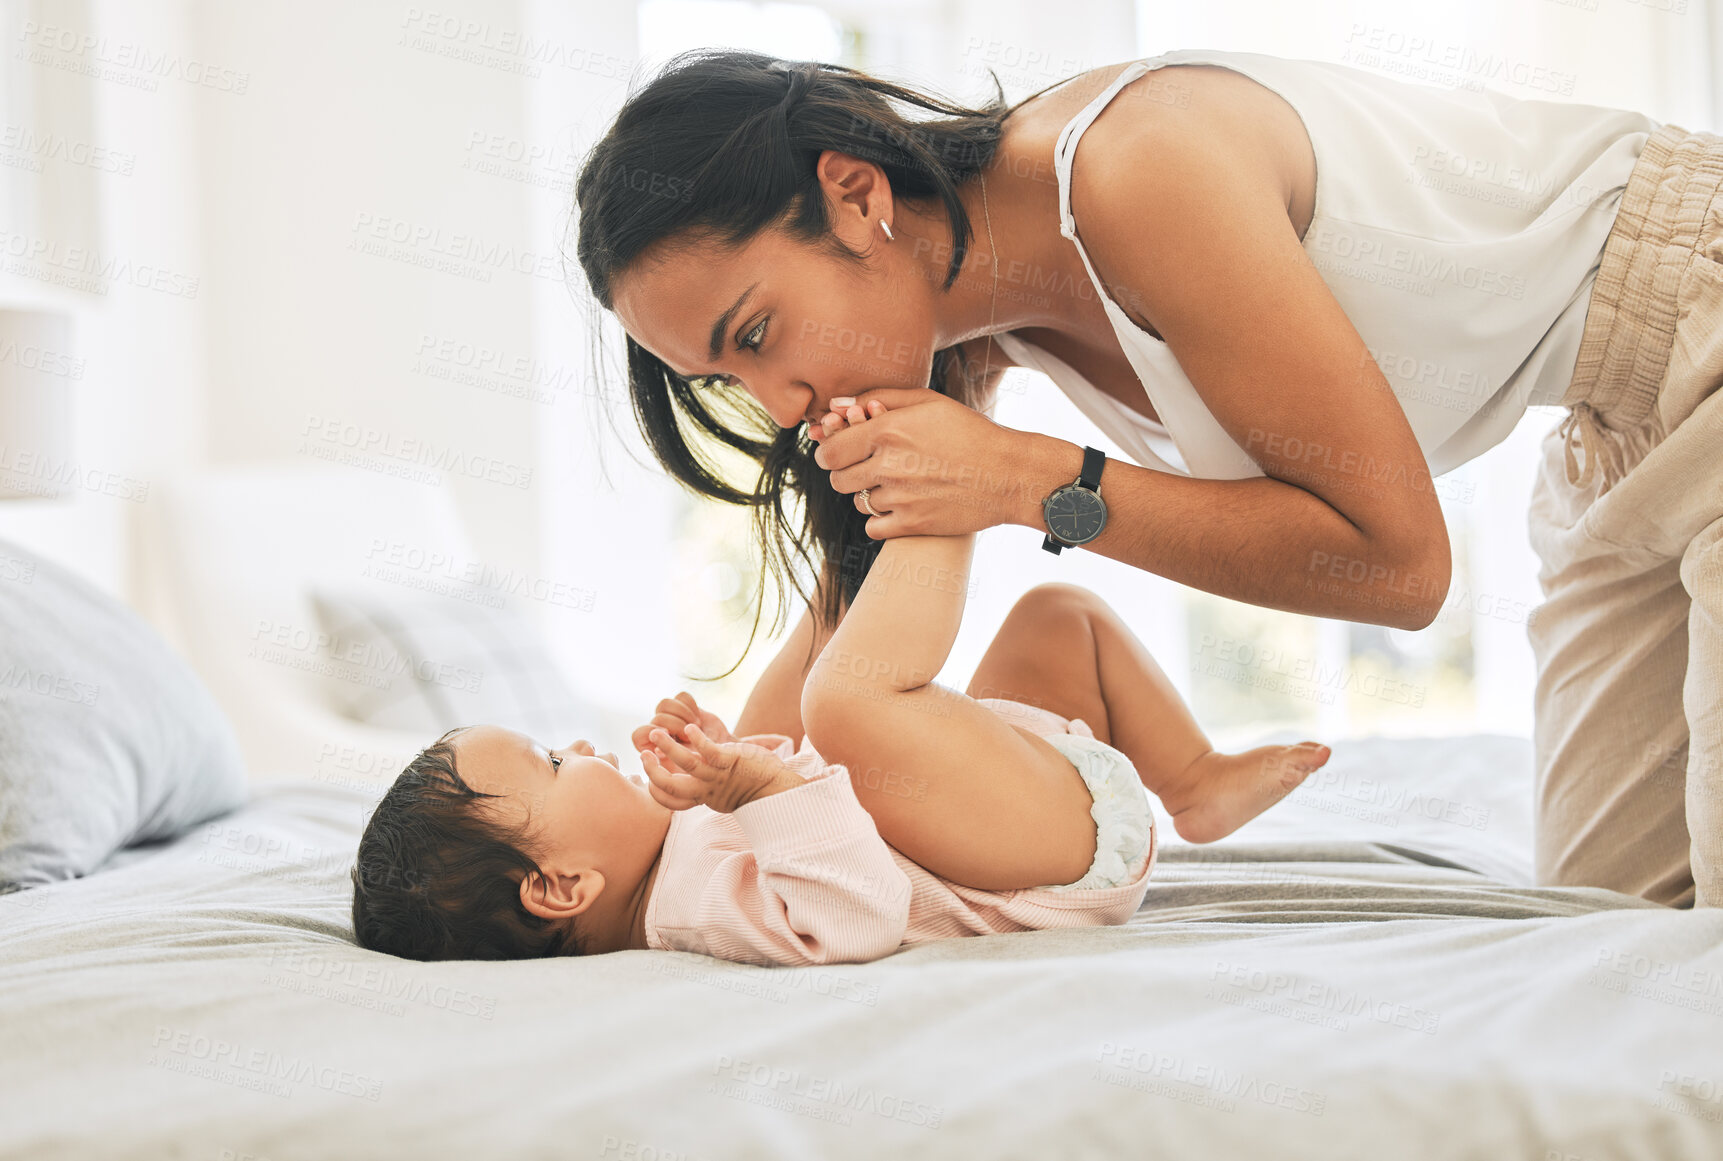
[3,733,1722,1160]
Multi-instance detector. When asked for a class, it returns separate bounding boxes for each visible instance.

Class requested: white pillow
[307,587,593,744]
[0,539,248,891]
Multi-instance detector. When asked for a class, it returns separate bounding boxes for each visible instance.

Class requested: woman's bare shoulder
[1005,59,1245,134]
[1058,63,1314,241]
[1011,60,1302,181]
[1004,61,1143,138]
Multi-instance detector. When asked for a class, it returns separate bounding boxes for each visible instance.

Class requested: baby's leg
[800,400,1099,891]
[965,584,1329,842]
[806,670,1104,892]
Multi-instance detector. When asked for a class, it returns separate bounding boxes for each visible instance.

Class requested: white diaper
[1038,732,1156,892]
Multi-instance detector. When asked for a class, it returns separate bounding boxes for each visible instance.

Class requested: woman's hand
[640,724,803,813]
[808,387,1030,539]
[630,690,735,759]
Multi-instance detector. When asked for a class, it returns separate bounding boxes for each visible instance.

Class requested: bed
[4,731,1722,1160]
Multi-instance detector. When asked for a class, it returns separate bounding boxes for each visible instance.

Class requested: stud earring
[878,218,894,242]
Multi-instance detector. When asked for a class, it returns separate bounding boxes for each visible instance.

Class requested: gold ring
[858,488,880,517]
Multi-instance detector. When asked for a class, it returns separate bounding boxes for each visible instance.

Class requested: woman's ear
[816,149,893,245]
[518,866,605,922]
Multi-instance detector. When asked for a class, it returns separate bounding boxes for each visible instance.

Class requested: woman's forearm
[1010,433,1450,631]
[808,533,977,699]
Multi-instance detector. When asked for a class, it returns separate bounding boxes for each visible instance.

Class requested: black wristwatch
[1041,445,1108,554]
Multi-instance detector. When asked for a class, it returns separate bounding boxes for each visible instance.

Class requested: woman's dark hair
[350,729,584,961]
[573,48,1050,676]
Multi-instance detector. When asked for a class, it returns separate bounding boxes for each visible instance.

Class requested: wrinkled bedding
[3,733,1722,1160]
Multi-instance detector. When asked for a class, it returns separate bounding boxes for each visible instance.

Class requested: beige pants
[1530,122,1723,909]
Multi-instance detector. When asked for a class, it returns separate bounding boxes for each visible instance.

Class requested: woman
[572,47,1723,910]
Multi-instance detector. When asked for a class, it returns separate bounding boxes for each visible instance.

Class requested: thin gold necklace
[979,168,998,395]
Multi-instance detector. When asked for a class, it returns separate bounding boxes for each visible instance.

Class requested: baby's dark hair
[350,727,585,961]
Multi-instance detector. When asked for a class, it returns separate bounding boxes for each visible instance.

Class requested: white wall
[0,0,212,600]
[523,0,684,714]
[826,0,1137,106]
[192,2,543,576]
[0,0,686,723]
[1137,0,1722,128]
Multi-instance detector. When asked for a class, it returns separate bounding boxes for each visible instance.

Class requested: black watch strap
[1041,446,1107,555]
[1077,444,1106,491]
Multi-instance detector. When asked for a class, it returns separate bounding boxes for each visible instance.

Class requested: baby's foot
[808,396,885,442]
[1158,742,1330,843]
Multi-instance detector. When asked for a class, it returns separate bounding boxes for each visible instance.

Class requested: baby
[350,397,1330,966]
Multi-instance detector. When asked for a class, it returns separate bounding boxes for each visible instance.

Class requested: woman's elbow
[1385,540,1452,631]
[1314,534,1450,630]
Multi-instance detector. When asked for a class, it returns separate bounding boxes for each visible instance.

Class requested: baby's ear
[519,867,604,921]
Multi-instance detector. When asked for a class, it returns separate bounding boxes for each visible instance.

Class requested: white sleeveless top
[992,48,1661,480]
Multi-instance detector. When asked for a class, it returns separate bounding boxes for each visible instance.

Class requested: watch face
[1045,486,1107,544]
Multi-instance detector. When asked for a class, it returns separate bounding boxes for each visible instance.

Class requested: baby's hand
[640,724,802,813]
[630,690,735,758]
[807,396,888,443]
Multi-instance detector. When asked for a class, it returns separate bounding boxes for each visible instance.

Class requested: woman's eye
[549,753,562,771]
[739,316,768,352]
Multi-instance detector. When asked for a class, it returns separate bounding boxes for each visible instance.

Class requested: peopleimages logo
[0,445,151,503]
[0,663,99,706]
[709,1055,943,1129]
[398,9,632,79]
[148,1026,382,1102]
[348,212,563,282]
[1206,961,1444,1034]
[16,20,251,93]
[1093,1041,1328,1116]
[0,338,84,379]
[299,415,533,490]
[0,124,135,175]
[1308,224,1526,299]
[0,230,201,298]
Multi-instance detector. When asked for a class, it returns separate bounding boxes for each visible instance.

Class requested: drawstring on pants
[1558,402,1616,490]
[1557,400,1661,494]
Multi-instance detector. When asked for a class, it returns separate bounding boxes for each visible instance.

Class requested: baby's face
[450,725,670,864]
